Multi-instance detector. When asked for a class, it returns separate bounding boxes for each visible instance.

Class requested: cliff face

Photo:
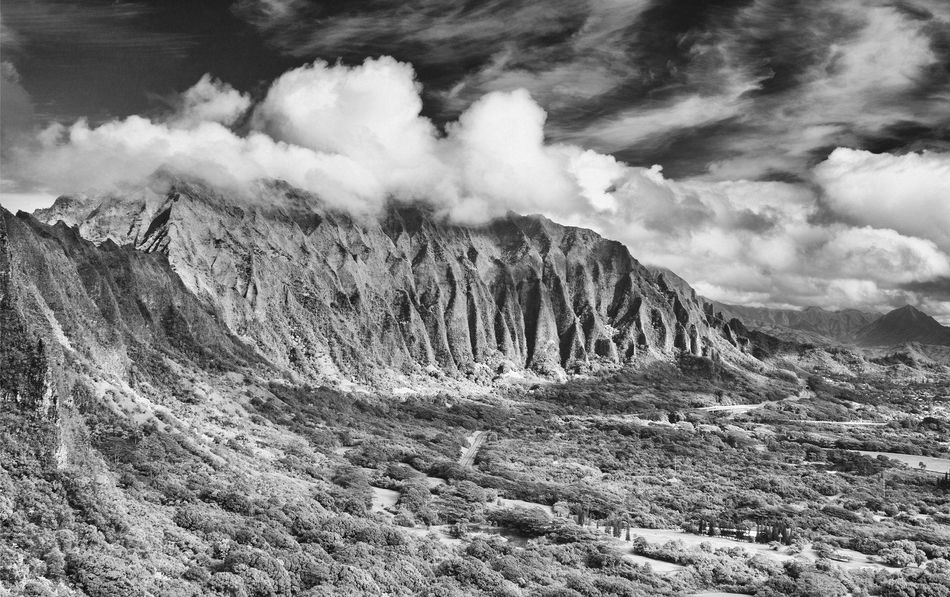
[1,207,261,399]
[30,179,749,384]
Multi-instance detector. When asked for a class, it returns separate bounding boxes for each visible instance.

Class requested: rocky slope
[1,206,263,405]
[28,177,757,386]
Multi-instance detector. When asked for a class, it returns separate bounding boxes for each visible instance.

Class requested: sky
[1,0,949,320]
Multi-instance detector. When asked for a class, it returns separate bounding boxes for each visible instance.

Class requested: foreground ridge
[31,179,759,385]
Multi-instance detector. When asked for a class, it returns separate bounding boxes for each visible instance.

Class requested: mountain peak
[887,304,928,317]
[856,304,950,347]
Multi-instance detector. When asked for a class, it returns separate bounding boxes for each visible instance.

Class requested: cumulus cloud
[10,57,622,221]
[172,74,252,127]
[558,170,950,321]
[814,148,950,252]
[8,55,950,321]
[445,90,586,220]
[251,57,444,203]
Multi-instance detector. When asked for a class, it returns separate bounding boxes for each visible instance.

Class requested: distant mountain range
[712,301,950,349]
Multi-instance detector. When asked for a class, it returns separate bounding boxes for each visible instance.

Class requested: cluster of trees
[680,519,798,545]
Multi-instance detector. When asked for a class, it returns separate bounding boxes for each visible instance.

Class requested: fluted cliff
[27,178,751,384]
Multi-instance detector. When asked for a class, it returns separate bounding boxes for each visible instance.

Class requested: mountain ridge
[23,177,762,387]
[709,301,879,345]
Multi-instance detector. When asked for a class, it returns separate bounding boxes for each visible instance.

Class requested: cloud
[567,91,751,153]
[0,61,35,156]
[8,55,950,321]
[251,57,444,203]
[0,1,195,55]
[558,170,950,319]
[9,58,622,221]
[444,90,594,220]
[233,0,587,67]
[0,17,22,50]
[172,75,252,127]
[231,0,950,185]
[814,148,950,252]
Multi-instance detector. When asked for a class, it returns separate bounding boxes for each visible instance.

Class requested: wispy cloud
[235,0,950,180]
[1,1,196,55]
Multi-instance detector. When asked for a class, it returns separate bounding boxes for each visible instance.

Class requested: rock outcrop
[29,178,751,384]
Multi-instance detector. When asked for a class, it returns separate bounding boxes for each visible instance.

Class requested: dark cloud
[249,0,950,180]
[733,209,777,233]
[0,62,35,157]
[901,277,950,299]
[232,0,592,97]
[0,0,295,123]
[223,0,946,181]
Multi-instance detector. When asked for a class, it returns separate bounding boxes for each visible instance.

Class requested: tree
[879,540,926,567]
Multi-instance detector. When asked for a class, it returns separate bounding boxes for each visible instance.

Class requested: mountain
[854,305,950,348]
[8,179,948,597]
[711,302,880,345]
[18,177,759,389]
[1,204,263,407]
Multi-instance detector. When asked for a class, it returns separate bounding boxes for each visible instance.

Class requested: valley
[2,185,949,597]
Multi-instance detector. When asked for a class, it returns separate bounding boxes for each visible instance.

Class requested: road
[459,430,487,467]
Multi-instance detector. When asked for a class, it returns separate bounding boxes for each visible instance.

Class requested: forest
[2,348,949,596]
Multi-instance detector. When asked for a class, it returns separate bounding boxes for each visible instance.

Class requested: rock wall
[32,179,747,383]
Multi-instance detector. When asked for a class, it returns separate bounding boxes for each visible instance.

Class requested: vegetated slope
[34,177,762,385]
[712,302,879,345]
[854,305,950,348]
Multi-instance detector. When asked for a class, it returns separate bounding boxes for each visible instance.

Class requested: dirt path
[459,430,487,467]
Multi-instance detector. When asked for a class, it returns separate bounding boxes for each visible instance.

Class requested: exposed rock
[30,178,752,384]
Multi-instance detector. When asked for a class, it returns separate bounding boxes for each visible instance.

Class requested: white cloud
[557,169,950,316]
[8,55,950,318]
[10,59,622,221]
[814,148,950,252]
[173,74,252,127]
[817,226,950,284]
[251,57,444,202]
[571,91,751,152]
[444,89,578,219]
